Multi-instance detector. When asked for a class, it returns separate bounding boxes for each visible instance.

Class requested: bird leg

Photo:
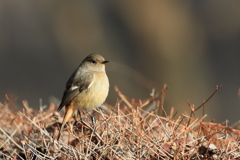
[77,110,83,121]
[87,111,96,125]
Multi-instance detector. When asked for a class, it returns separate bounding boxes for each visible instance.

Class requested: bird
[56,54,109,140]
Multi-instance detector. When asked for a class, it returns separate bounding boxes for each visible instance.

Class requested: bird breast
[73,72,109,111]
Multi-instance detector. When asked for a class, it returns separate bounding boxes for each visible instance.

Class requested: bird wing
[57,86,79,112]
[57,72,94,112]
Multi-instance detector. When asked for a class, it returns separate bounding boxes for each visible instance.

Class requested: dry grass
[1,85,240,160]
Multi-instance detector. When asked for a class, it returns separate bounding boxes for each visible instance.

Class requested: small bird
[57,54,109,140]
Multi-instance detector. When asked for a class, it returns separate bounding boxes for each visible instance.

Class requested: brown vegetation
[0,85,240,159]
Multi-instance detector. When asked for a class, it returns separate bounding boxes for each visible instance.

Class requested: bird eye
[91,60,96,64]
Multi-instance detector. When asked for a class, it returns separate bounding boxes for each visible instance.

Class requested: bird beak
[102,60,109,64]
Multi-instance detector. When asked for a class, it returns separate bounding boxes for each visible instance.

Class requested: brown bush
[0,85,240,160]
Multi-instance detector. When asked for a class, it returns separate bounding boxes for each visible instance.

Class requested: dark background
[1,1,240,124]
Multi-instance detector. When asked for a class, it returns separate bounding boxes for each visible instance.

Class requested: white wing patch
[88,80,94,89]
[69,86,79,91]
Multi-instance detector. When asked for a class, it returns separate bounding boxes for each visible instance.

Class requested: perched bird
[57,54,109,140]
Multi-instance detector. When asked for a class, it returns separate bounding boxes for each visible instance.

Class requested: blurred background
[1,1,240,124]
